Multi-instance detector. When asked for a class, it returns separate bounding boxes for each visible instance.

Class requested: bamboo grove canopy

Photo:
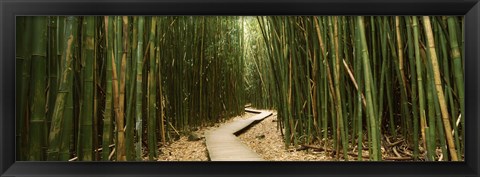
[16,16,464,161]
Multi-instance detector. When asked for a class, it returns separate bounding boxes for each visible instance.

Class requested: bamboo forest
[15,16,464,161]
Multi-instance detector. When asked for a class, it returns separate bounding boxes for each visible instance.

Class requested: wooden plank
[205,109,272,161]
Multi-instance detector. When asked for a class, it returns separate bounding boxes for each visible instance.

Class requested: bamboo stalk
[412,16,429,160]
[78,16,95,161]
[17,15,464,162]
[16,17,32,161]
[29,16,48,161]
[405,17,420,160]
[135,16,145,161]
[125,16,137,161]
[447,16,465,156]
[357,16,381,161]
[147,17,158,160]
[47,16,78,161]
[102,16,114,161]
[422,16,458,161]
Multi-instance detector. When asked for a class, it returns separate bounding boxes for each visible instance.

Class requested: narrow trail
[205,108,272,161]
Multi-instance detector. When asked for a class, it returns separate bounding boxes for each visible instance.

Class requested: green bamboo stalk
[394,17,411,140]
[117,16,129,161]
[405,17,420,160]
[15,16,24,160]
[78,16,95,161]
[447,16,464,156]
[147,17,158,160]
[92,16,101,161]
[58,17,79,161]
[422,16,458,161]
[377,17,395,138]
[115,16,123,77]
[110,16,128,162]
[156,17,166,146]
[412,16,428,161]
[357,16,380,161]
[102,16,114,161]
[125,16,137,161]
[111,31,126,161]
[46,17,58,133]
[395,17,408,101]
[47,16,78,161]
[432,67,448,161]
[16,17,32,161]
[423,17,438,161]
[425,59,437,160]
[59,65,74,161]
[27,16,48,161]
[436,19,453,161]
[135,16,145,161]
[199,17,205,135]
[332,17,348,160]
[312,17,322,141]
[353,17,364,161]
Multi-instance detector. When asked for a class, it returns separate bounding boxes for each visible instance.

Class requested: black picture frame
[1,0,479,176]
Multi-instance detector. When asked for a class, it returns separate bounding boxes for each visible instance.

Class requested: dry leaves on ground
[157,110,335,161]
[157,112,255,161]
[238,111,332,161]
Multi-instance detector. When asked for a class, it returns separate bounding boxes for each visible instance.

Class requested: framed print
[1,0,479,176]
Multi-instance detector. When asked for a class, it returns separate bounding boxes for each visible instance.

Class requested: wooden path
[205,108,272,161]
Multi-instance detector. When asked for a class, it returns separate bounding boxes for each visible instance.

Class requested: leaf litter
[157,111,333,161]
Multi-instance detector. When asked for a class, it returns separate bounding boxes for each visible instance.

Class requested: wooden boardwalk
[205,108,272,161]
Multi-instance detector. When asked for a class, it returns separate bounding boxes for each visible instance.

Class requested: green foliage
[17,16,247,161]
[256,16,464,161]
[16,16,464,161]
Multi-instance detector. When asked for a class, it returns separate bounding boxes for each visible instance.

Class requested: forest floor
[237,111,333,161]
[157,109,431,161]
[157,112,256,161]
[157,110,333,161]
